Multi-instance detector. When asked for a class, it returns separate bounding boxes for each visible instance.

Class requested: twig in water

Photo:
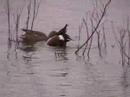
[75,0,111,54]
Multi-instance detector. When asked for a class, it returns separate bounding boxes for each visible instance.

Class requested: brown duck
[21,24,71,47]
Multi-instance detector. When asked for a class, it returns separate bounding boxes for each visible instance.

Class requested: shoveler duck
[47,24,72,47]
[21,24,71,47]
[21,29,48,44]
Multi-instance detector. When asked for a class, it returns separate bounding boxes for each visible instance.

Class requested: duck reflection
[20,44,36,52]
[54,48,68,61]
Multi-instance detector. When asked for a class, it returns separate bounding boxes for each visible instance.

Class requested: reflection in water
[7,41,17,60]
[5,38,130,97]
[23,52,34,65]
[6,41,46,97]
[19,42,37,52]
[121,67,130,97]
[4,40,130,97]
[54,48,68,61]
[21,46,36,52]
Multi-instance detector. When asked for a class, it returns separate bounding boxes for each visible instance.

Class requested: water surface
[0,0,130,97]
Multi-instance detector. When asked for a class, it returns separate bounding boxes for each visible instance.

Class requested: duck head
[47,24,71,47]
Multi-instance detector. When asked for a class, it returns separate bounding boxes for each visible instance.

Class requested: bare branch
[96,30,102,57]
[75,0,111,54]
[31,0,41,30]
[77,21,83,49]
[7,0,11,41]
[26,0,31,29]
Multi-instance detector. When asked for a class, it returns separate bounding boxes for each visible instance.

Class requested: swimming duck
[21,29,48,44]
[21,24,71,47]
[47,24,72,47]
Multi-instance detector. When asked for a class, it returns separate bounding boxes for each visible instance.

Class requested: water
[0,0,130,97]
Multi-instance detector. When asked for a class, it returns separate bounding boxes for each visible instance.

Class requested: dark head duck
[21,24,71,47]
[47,24,72,47]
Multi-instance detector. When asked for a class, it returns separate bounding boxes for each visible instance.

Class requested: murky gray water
[0,0,130,97]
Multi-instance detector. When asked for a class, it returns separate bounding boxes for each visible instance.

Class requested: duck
[47,24,72,47]
[21,29,48,44]
[21,24,71,47]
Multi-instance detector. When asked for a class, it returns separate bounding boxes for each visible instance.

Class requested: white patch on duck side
[58,35,64,40]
